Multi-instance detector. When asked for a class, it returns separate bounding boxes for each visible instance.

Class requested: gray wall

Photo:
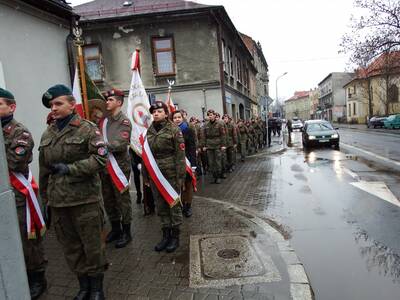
[84,17,220,90]
[0,1,71,178]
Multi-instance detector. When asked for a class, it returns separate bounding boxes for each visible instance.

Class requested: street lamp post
[275,71,288,118]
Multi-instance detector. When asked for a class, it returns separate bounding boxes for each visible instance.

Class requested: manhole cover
[217,249,240,259]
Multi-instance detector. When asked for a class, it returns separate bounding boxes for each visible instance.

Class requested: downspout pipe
[66,15,79,85]
[211,10,227,114]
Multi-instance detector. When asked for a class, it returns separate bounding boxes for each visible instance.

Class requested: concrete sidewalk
[40,137,311,300]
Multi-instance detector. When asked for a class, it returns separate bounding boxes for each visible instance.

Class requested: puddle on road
[355,229,400,283]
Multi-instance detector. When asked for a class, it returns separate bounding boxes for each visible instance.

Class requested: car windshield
[293,120,302,124]
[387,115,396,120]
[306,122,333,132]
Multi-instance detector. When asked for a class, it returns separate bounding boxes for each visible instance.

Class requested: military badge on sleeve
[15,147,26,156]
[98,147,108,156]
[121,131,130,140]
[179,143,185,151]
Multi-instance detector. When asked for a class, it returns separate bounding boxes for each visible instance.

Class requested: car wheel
[373,125,377,129]
[334,143,340,150]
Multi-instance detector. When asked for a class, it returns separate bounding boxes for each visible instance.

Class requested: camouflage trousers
[100,172,132,224]
[226,146,236,169]
[150,182,183,228]
[206,148,222,179]
[52,203,107,276]
[239,141,246,160]
[17,206,47,272]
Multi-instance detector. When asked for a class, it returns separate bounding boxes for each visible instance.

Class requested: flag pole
[72,23,90,120]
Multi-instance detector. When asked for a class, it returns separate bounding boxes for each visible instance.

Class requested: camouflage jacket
[237,123,249,144]
[3,118,34,207]
[225,121,237,147]
[253,122,262,135]
[200,120,226,149]
[39,114,107,207]
[142,120,186,190]
[101,111,132,175]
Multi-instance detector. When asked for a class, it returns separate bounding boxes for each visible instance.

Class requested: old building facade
[318,72,354,122]
[74,0,263,120]
[344,52,400,123]
[240,33,269,120]
[284,91,310,121]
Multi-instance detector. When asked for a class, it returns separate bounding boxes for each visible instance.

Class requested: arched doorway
[239,103,244,120]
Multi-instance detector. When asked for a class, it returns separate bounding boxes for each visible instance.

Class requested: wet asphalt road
[339,128,400,170]
[267,131,400,300]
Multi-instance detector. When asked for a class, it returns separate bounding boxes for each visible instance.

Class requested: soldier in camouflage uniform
[100,88,133,249]
[245,120,255,154]
[252,118,261,151]
[200,110,226,184]
[215,112,228,178]
[0,88,47,299]
[222,114,237,172]
[39,85,108,300]
[142,101,186,253]
[237,119,249,162]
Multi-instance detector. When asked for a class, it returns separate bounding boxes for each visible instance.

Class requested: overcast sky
[69,0,358,101]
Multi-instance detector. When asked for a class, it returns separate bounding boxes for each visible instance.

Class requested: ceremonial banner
[127,50,152,155]
[100,118,129,193]
[185,157,197,192]
[72,64,85,118]
[9,170,46,239]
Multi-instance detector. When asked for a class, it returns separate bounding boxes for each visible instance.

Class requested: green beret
[42,84,72,108]
[0,88,15,100]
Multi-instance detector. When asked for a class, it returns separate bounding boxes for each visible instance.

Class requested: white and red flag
[9,170,46,239]
[72,64,85,118]
[127,50,152,155]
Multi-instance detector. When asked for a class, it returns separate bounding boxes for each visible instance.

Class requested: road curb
[194,195,314,300]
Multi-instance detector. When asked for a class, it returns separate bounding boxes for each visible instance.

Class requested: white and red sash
[100,118,129,193]
[9,170,46,239]
[140,134,181,208]
[185,157,197,192]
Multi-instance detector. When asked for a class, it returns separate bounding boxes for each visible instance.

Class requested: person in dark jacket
[172,110,197,217]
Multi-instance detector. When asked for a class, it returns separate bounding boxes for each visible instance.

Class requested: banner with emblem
[127,50,152,155]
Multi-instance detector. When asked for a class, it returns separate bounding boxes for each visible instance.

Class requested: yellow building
[284,91,311,121]
[344,52,400,124]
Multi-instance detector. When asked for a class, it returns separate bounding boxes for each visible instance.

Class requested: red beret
[104,88,124,98]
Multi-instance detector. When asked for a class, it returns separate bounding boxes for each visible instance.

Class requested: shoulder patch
[95,130,101,136]
[70,119,81,127]
[97,147,108,156]
[122,119,131,126]
[22,132,30,138]
[121,131,130,140]
[15,146,26,156]
[176,131,183,138]
[179,143,186,151]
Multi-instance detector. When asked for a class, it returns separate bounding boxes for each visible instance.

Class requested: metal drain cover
[190,233,281,288]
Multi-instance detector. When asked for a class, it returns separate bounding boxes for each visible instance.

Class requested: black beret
[149,101,168,114]
[42,84,73,108]
[0,88,15,100]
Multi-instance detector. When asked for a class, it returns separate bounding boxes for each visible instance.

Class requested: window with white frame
[83,44,103,81]
[152,37,175,76]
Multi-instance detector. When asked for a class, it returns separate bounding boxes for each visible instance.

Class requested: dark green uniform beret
[0,88,15,100]
[42,84,73,108]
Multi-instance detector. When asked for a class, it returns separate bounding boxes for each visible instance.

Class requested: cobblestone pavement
[40,137,311,300]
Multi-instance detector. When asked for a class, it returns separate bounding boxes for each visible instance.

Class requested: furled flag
[72,64,85,118]
[127,50,153,155]
[166,87,176,113]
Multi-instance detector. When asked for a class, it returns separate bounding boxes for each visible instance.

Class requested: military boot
[155,227,171,252]
[220,173,227,179]
[28,271,47,300]
[106,221,122,243]
[88,274,105,300]
[183,203,192,218]
[73,276,90,300]
[166,227,180,253]
[115,223,132,248]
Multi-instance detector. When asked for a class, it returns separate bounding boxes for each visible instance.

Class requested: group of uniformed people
[1,84,269,300]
